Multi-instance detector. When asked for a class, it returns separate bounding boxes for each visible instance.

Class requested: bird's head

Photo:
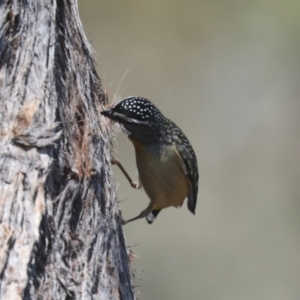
[101,96,163,139]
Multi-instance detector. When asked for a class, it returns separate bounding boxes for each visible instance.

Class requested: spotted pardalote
[101,96,199,225]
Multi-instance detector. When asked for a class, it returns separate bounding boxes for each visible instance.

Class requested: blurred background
[78,1,300,299]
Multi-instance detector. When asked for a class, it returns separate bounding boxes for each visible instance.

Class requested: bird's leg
[121,204,153,225]
[111,158,141,189]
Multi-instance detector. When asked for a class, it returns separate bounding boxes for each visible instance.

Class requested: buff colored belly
[132,140,190,210]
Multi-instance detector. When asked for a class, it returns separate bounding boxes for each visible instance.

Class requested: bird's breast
[130,139,190,210]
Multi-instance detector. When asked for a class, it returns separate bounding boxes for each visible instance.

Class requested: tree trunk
[0,1,135,299]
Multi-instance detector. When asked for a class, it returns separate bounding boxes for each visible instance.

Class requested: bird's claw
[130,181,139,189]
[118,210,127,225]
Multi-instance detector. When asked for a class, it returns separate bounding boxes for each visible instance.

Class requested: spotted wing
[166,122,199,214]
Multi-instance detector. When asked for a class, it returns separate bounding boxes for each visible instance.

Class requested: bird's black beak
[101,108,128,124]
[101,109,114,119]
[101,108,145,125]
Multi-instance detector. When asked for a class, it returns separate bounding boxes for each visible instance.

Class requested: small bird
[101,96,199,225]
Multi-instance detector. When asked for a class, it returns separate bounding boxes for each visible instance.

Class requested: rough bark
[0,0,135,299]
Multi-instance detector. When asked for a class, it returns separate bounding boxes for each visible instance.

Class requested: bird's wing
[167,125,199,214]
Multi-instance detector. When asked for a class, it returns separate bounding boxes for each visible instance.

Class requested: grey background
[78,1,300,299]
